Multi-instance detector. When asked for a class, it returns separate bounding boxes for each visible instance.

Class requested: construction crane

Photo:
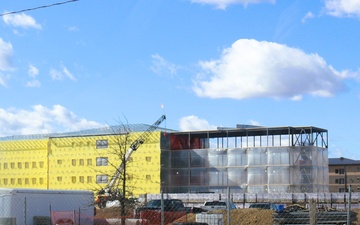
[96,115,166,208]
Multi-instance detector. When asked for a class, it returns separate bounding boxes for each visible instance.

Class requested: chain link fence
[1,188,360,224]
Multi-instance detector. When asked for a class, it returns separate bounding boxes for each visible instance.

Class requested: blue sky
[0,0,360,159]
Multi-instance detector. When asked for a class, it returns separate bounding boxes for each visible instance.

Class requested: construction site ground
[95,207,360,225]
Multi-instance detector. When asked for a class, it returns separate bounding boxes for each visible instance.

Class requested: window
[72,159,76,166]
[87,159,92,166]
[146,157,151,162]
[335,178,345,184]
[32,162,36,168]
[57,160,62,165]
[96,140,108,149]
[25,162,29,168]
[18,162,22,169]
[39,162,44,168]
[18,178,22,184]
[3,163,8,169]
[87,176,92,183]
[96,175,108,183]
[79,176,84,183]
[57,177,62,182]
[32,178,36,184]
[25,178,29,184]
[3,179,8,185]
[71,176,76,183]
[79,159,84,166]
[10,163,15,169]
[335,168,345,174]
[96,157,108,166]
[11,178,15,185]
[39,178,44,184]
[146,175,151,180]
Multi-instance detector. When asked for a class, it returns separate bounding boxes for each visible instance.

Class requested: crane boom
[106,115,166,190]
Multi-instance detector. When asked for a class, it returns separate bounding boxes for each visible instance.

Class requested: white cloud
[190,0,275,9]
[0,105,103,137]
[0,38,14,87]
[0,38,14,72]
[2,12,42,29]
[193,39,347,100]
[68,26,79,32]
[249,120,260,126]
[302,11,315,23]
[151,54,178,77]
[179,115,217,131]
[25,79,41,88]
[28,64,39,78]
[324,0,360,17]
[50,65,76,81]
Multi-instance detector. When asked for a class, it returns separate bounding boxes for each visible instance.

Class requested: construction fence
[1,189,360,224]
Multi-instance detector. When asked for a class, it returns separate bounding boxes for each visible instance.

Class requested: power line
[0,0,79,17]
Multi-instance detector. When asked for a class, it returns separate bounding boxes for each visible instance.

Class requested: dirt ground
[95,207,274,225]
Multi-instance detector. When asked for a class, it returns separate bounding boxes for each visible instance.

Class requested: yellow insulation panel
[0,131,162,197]
[0,139,48,189]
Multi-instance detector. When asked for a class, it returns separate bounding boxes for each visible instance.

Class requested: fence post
[161,191,164,225]
[309,199,316,225]
[227,187,230,225]
[347,185,352,225]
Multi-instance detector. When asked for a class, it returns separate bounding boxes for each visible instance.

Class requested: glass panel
[209,149,227,167]
[268,147,290,165]
[248,167,267,185]
[208,168,227,186]
[190,168,208,185]
[228,167,247,186]
[248,148,267,166]
[170,169,189,186]
[190,150,207,167]
[268,166,290,184]
[228,148,247,166]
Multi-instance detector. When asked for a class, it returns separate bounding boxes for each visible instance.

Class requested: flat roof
[170,126,327,138]
[0,124,174,141]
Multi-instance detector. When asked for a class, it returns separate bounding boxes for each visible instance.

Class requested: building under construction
[0,121,329,195]
[160,125,329,194]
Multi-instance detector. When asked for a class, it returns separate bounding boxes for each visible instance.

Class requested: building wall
[0,139,49,188]
[161,146,328,194]
[329,165,360,192]
[0,132,162,197]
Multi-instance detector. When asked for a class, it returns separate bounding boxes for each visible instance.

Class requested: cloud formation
[50,65,76,81]
[190,0,274,9]
[2,12,42,29]
[179,115,217,131]
[151,54,178,77]
[324,0,360,18]
[193,39,349,100]
[0,38,14,72]
[0,38,14,87]
[0,105,103,137]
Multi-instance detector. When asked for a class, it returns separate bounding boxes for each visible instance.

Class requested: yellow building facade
[0,131,162,197]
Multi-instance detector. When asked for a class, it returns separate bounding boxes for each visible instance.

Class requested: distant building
[329,157,360,192]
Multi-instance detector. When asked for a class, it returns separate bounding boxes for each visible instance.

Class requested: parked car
[134,199,190,225]
[200,200,237,211]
